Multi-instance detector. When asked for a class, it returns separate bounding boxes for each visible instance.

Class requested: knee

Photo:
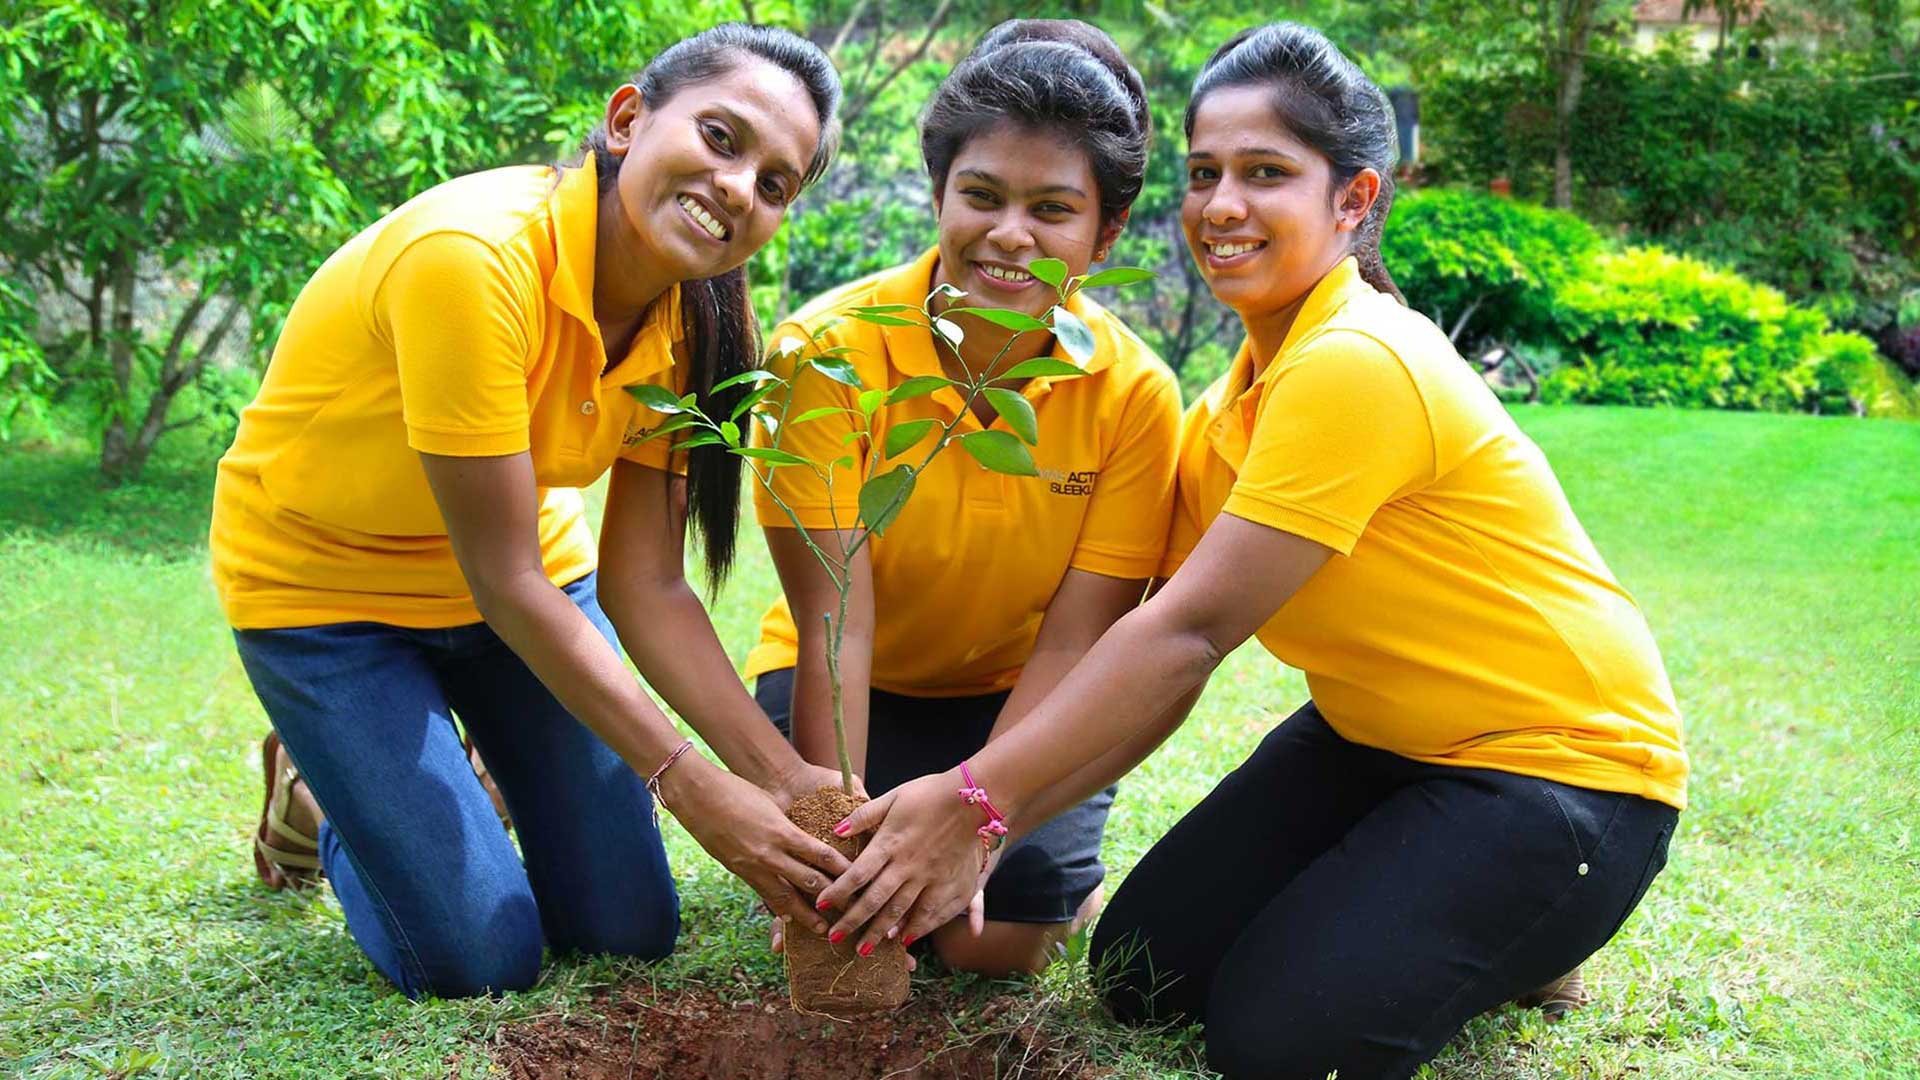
[930,924,1054,977]
[412,922,544,1000]
[559,903,680,963]
[1204,1012,1334,1080]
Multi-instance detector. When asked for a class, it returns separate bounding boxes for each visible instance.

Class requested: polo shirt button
[1577,862,1590,876]
[580,400,597,415]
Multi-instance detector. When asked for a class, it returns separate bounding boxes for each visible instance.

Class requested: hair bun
[972,19,1149,140]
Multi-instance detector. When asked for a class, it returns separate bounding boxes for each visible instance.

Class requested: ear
[604,84,644,157]
[1094,209,1131,261]
[1333,168,1381,235]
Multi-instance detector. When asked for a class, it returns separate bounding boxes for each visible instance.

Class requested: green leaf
[883,418,937,459]
[1029,257,1068,289]
[729,382,778,419]
[1077,266,1156,289]
[718,421,741,447]
[997,357,1085,381]
[809,317,845,340]
[752,411,780,439]
[639,413,701,442]
[810,357,862,388]
[848,310,922,327]
[712,368,782,393]
[858,465,917,536]
[850,303,920,315]
[680,431,725,450]
[830,455,856,473]
[1051,307,1097,365]
[627,384,686,413]
[959,430,1038,476]
[934,317,965,347]
[734,447,809,467]
[947,307,1051,333]
[983,387,1038,444]
[791,406,853,425]
[888,375,956,403]
[858,388,887,415]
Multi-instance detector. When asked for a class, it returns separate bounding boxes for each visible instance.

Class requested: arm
[762,524,874,781]
[419,450,849,935]
[987,569,1147,742]
[816,513,1333,948]
[598,459,842,805]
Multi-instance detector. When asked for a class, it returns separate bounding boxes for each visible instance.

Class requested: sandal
[253,732,323,890]
[1515,965,1590,1021]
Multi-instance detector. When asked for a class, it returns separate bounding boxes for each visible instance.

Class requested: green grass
[2,406,1916,1078]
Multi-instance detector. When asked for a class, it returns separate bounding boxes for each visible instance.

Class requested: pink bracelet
[645,739,695,820]
[956,761,1009,866]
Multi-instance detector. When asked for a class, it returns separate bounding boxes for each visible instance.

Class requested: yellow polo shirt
[1163,257,1688,809]
[211,157,689,630]
[744,249,1181,696]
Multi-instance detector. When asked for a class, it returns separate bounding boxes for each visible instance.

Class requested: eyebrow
[1186,146,1302,163]
[955,168,1088,199]
[711,104,803,183]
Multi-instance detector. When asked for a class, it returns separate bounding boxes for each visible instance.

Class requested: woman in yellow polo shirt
[750,20,1181,976]
[812,23,1688,1078]
[210,25,858,1000]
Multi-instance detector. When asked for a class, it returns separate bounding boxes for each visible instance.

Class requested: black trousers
[1090,702,1678,1080]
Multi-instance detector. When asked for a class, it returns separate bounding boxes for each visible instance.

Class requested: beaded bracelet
[956,761,1009,868]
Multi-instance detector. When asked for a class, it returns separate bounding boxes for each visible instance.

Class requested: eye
[1188,165,1219,183]
[701,120,735,154]
[963,187,1000,206]
[1251,164,1292,181]
[759,174,792,205]
[1034,201,1074,217]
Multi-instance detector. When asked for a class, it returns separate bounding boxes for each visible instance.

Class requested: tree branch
[829,0,871,59]
[840,0,954,130]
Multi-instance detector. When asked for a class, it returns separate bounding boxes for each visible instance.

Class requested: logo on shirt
[622,419,660,448]
[1035,466,1099,497]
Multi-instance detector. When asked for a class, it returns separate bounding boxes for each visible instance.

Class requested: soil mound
[489,983,1102,1079]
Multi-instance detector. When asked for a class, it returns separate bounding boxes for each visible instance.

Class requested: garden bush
[1541,247,1874,415]
[1382,188,1600,351]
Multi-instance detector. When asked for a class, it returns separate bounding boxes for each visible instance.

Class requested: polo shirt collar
[548,154,684,388]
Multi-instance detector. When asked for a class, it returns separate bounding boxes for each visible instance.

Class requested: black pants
[1090,702,1677,1080]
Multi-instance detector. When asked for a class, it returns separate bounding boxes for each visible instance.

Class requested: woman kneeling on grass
[811,22,1688,1079]
[754,19,1181,976]
[212,25,858,999]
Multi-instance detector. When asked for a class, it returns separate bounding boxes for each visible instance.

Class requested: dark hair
[1186,23,1405,303]
[920,19,1150,228]
[585,23,841,586]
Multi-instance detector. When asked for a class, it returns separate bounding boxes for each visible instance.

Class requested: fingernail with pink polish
[901,933,917,948]
[815,897,831,911]
[858,941,874,958]
[829,930,846,944]
[833,820,851,836]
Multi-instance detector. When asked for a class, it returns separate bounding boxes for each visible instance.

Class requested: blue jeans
[233,573,677,999]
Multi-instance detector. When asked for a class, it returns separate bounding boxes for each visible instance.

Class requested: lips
[1206,240,1265,258]
[974,261,1037,291]
[677,193,729,242]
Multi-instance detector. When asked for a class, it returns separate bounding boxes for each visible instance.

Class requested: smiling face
[1181,84,1376,328]
[603,56,820,284]
[930,123,1118,320]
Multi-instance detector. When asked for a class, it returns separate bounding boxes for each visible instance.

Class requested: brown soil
[784,786,912,1018]
[488,983,1103,1080]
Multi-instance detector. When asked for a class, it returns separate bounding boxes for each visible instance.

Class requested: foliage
[1418,33,1920,339]
[0,0,726,482]
[749,194,934,330]
[1541,247,1873,413]
[1381,188,1601,349]
[637,260,1153,789]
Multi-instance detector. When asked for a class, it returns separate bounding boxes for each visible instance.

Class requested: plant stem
[824,608,853,794]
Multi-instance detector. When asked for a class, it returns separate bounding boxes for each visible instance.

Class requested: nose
[1202,178,1247,228]
[713,165,755,217]
[984,210,1035,253]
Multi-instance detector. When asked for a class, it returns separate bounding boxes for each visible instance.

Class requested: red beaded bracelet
[645,738,695,823]
[956,761,1009,868]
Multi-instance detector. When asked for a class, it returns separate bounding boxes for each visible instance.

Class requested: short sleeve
[1068,368,1181,579]
[1223,332,1435,555]
[383,233,537,457]
[751,324,863,530]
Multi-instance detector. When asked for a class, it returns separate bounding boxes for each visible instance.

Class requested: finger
[770,917,785,954]
[834,788,898,839]
[969,889,986,937]
[900,883,976,948]
[829,866,908,942]
[753,872,829,937]
[861,881,923,957]
[783,827,852,878]
[770,853,835,902]
[814,841,891,913]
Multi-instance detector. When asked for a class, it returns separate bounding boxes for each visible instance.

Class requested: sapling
[628,256,1153,1014]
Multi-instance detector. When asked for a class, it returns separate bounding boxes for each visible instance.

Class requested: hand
[811,768,987,956]
[764,757,866,812]
[657,755,850,936]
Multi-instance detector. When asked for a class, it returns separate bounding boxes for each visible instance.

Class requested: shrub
[1542,248,1873,414]
[1382,188,1600,351]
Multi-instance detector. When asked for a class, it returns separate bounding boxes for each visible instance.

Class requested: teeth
[981,264,1033,283]
[1210,241,1262,258]
[679,196,727,240]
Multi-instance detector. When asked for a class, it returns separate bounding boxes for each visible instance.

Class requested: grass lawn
[2,405,1915,1078]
